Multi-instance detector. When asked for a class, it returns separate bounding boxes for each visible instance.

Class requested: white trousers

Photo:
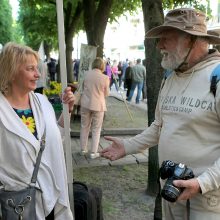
[80,107,104,153]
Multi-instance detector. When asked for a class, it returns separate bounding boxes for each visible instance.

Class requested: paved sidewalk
[71,135,148,168]
[70,84,149,168]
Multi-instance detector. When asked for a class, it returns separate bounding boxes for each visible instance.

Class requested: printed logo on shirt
[207,195,219,207]
[160,95,214,114]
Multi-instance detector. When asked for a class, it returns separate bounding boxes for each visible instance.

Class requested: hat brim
[146,25,220,45]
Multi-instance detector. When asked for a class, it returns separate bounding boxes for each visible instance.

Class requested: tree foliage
[18,0,141,81]
[83,0,141,57]
[18,0,58,52]
[163,0,211,13]
[0,0,13,44]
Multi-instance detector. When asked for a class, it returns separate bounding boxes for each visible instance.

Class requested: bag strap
[210,64,220,97]
[30,93,47,185]
[160,70,173,90]
[30,127,46,184]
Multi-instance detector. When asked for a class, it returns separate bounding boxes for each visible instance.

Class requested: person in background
[122,58,129,90]
[35,58,48,94]
[122,59,129,78]
[0,42,75,220]
[104,58,112,85]
[47,57,56,81]
[117,61,123,88]
[73,59,80,82]
[101,8,220,220]
[80,57,109,159]
[110,59,119,92]
[126,58,146,104]
[124,60,133,99]
[141,59,147,102]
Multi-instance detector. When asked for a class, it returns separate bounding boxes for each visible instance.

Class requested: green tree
[18,0,141,81]
[83,0,141,57]
[19,0,84,82]
[12,21,25,44]
[19,1,58,55]
[0,0,13,44]
[142,0,164,195]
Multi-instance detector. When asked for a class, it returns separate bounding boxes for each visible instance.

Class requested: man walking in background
[47,57,56,81]
[124,60,133,99]
[126,58,146,104]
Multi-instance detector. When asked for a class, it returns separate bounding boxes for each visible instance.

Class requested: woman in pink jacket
[80,57,109,159]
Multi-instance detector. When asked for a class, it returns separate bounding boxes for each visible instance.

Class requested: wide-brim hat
[146,8,220,45]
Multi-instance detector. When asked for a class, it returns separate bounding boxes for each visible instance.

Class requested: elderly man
[101,8,220,220]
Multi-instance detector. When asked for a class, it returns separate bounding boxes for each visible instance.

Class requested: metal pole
[56,0,75,216]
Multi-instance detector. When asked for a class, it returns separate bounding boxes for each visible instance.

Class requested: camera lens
[161,179,181,203]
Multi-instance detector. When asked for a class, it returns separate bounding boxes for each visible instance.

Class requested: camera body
[160,160,194,202]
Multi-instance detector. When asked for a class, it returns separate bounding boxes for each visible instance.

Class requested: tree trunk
[44,42,51,61]
[141,0,164,195]
[64,1,83,82]
[83,0,113,57]
[65,32,74,83]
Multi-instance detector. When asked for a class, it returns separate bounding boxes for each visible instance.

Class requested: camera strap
[154,169,191,220]
[153,170,162,220]
[186,199,190,220]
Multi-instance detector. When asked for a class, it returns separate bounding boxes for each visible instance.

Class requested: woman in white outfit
[0,42,75,219]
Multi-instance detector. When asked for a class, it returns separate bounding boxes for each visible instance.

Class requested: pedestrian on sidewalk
[104,58,112,86]
[47,57,56,81]
[117,61,123,88]
[110,60,120,92]
[80,57,109,159]
[124,60,133,99]
[126,58,146,104]
[101,8,220,220]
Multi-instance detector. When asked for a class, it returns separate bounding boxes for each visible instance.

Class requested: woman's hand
[58,87,75,127]
[62,87,75,113]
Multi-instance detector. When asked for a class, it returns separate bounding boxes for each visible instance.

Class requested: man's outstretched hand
[100,136,126,161]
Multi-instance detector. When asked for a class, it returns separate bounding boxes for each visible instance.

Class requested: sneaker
[89,152,100,159]
[80,150,88,156]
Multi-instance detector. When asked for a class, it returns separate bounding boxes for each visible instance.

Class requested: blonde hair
[0,42,39,93]
[92,57,105,72]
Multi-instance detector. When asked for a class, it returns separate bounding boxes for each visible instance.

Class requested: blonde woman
[80,57,109,159]
[0,42,74,220]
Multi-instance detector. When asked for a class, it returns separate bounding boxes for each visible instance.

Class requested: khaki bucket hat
[146,8,220,45]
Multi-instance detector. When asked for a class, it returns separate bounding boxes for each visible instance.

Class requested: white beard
[161,41,190,70]
[161,49,189,70]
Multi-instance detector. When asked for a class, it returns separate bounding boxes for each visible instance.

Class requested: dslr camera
[160,160,194,202]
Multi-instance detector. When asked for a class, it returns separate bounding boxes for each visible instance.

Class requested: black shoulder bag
[0,129,46,220]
